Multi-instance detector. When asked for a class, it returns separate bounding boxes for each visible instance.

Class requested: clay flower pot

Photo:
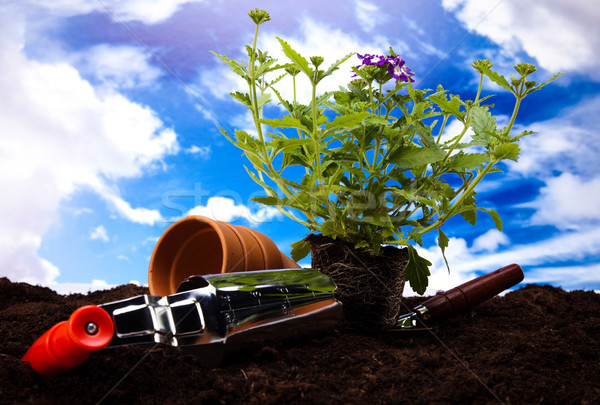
[148,215,300,296]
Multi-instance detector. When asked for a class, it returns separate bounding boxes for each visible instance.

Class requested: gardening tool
[395,263,524,329]
[22,264,524,377]
[22,268,342,377]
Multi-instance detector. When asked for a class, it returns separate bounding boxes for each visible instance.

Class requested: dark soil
[1,276,599,404]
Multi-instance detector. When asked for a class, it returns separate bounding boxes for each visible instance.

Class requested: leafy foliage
[212,9,562,294]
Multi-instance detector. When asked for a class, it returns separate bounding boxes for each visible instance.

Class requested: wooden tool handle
[422,264,524,320]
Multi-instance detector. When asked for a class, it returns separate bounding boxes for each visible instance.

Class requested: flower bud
[310,56,325,68]
[514,62,537,78]
[355,101,371,112]
[248,8,271,25]
[472,59,494,74]
[349,79,366,88]
[285,66,302,76]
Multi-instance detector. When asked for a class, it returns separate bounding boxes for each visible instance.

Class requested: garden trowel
[22,264,523,378]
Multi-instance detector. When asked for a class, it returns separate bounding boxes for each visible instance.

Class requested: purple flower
[353,53,415,82]
[386,55,415,83]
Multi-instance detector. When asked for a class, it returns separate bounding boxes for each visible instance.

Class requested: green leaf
[477,208,503,231]
[510,130,535,142]
[470,107,497,148]
[210,51,247,77]
[321,219,343,238]
[325,111,371,131]
[387,146,445,167]
[405,245,431,295]
[410,231,423,247]
[290,238,311,262]
[478,65,513,93]
[277,37,312,78]
[354,240,370,250]
[323,52,355,78]
[446,152,489,170]
[525,72,564,96]
[459,206,477,225]
[437,228,450,273]
[217,126,233,143]
[256,93,271,109]
[428,92,465,121]
[366,116,392,126]
[395,190,437,209]
[492,143,520,162]
[230,91,252,109]
[414,122,439,149]
[268,86,294,113]
[260,116,312,133]
[251,196,281,206]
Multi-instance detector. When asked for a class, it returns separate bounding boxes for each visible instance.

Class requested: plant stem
[442,74,484,162]
[247,23,298,204]
[436,115,449,143]
[505,97,522,134]
[311,83,323,186]
[293,75,297,108]
[475,73,483,104]
[367,82,376,115]
[377,82,383,116]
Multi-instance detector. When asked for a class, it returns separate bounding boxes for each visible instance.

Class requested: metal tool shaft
[99,269,342,361]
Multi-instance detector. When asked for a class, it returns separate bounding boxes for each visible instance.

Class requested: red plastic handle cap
[22,305,114,378]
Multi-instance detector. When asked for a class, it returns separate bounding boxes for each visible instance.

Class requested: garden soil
[1,276,599,404]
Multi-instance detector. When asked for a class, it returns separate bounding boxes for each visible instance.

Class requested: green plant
[212,9,562,294]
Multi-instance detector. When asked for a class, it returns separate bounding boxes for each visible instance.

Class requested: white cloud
[500,95,600,231]
[0,236,60,285]
[97,185,164,225]
[0,14,177,285]
[521,173,600,230]
[74,208,94,216]
[142,236,160,245]
[525,263,600,289]
[355,1,383,32]
[19,0,204,24]
[90,225,109,242]
[508,96,600,179]
[50,279,116,295]
[442,0,600,78]
[49,278,147,295]
[409,226,600,295]
[73,44,163,89]
[186,196,281,226]
[186,145,211,158]
[471,229,509,252]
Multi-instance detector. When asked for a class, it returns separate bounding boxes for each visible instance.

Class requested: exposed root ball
[308,235,408,329]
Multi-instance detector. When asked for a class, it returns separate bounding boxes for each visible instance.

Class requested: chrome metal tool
[23,268,342,376]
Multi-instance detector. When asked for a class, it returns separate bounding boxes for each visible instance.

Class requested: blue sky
[1,0,599,295]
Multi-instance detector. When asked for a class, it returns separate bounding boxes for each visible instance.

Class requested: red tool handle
[422,264,524,320]
[22,305,114,378]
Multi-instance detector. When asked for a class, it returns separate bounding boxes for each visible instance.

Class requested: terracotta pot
[148,215,300,296]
